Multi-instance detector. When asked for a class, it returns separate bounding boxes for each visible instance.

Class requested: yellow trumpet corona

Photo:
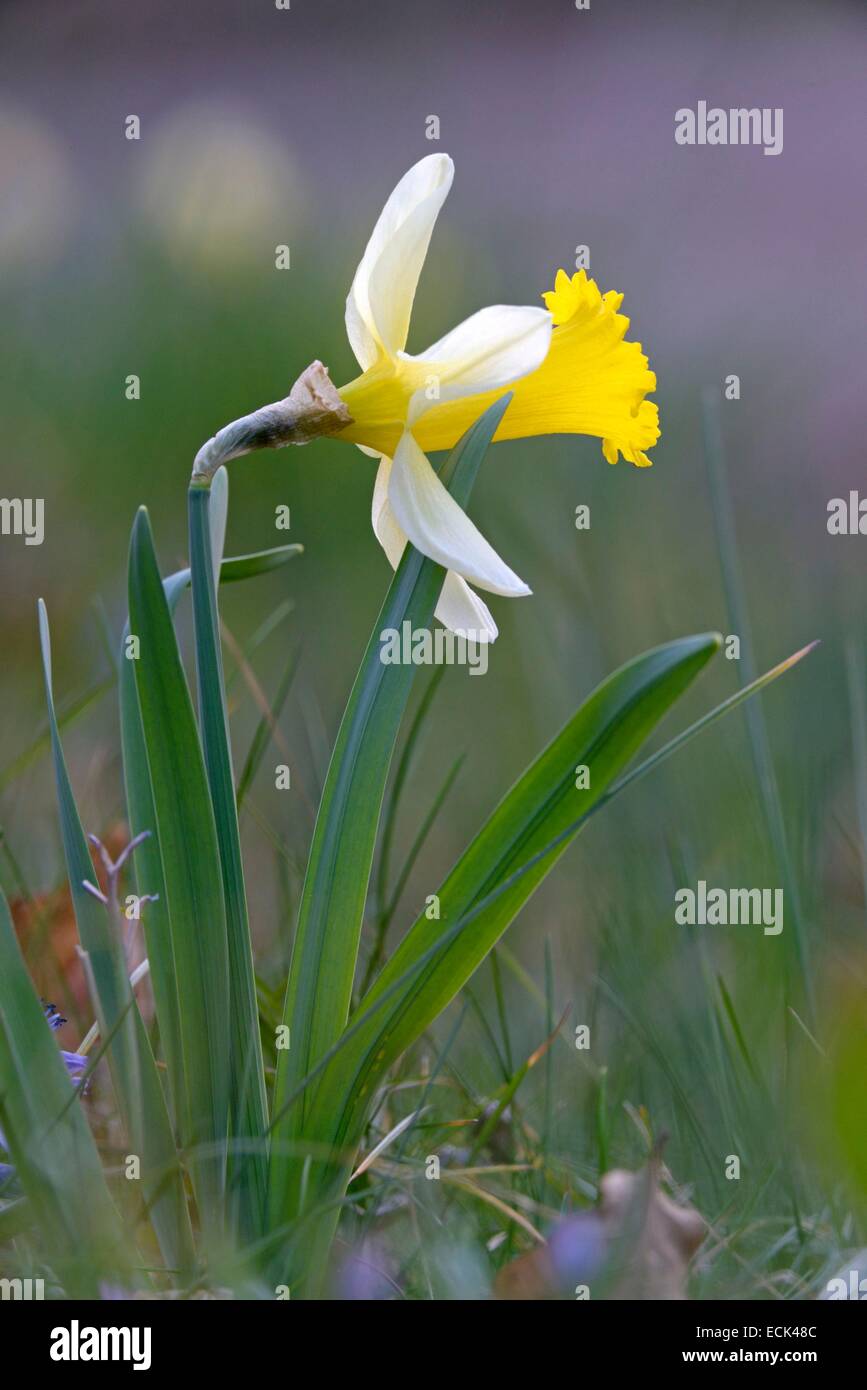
[338,265,658,469]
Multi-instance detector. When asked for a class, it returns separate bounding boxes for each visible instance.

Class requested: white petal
[435,573,498,642]
[372,453,498,642]
[371,454,406,568]
[407,304,551,423]
[388,431,531,598]
[346,154,454,370]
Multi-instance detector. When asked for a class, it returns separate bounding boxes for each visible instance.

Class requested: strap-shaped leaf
[189,476,268,1238]
[268,396,513,1226]
[128,507,230,1229]
[119,538,303,1133]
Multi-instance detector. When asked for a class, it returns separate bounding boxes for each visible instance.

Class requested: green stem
[189,483,269,1242]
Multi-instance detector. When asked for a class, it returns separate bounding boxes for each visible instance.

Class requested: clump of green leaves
[0,399,810,1297]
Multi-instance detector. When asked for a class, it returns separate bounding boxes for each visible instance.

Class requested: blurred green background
[1,0,865,1295]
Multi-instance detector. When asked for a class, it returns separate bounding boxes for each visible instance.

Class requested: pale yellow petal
[388,431,530,597]
[371,452,498,641]
[406,304,551,424]
[346,154,453,370]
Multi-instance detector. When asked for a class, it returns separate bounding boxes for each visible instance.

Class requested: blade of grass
[38,600,195,1275]
[701,387,813,1018]
[360,751,465,997]
[0,888,128,1294]
[226,599,295,696]
[376,664,447,916]
[0,677,113,792]
[220,619,292,766]
[237,648,300,811]
[845,638,867,925]
[489,950,514,1077]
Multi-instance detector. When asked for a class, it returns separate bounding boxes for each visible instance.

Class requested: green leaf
[119,536,303,1134]
[119,647,185,1132]
[0,887,128,1295]
[128,507,231,1229]
[188,476,268,1238]
[288,632,721,1278]
[268,395,513,1227]
[220,544,304,583]
[38,600,195,1275]
[362,632,721,1056]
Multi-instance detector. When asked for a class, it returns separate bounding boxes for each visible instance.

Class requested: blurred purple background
[1,0,865,1006]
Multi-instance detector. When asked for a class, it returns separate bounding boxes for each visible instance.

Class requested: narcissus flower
[335,155,658,639]
[193,154,659,640]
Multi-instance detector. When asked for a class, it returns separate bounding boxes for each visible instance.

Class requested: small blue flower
[0,1007,89,1171]
[60,1050,89,1084]
[42,1000,67,1031]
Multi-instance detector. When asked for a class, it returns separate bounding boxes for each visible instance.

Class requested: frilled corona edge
[191,361,353,483]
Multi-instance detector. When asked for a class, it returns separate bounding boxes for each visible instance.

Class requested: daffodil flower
[193,154,659,641]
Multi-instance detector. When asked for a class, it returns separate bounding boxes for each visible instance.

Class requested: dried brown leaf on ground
[495,1157,706,1300]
